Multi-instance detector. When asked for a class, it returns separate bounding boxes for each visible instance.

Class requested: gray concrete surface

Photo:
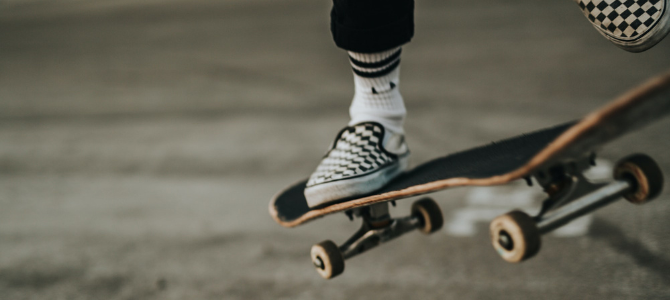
[1,0,670,299]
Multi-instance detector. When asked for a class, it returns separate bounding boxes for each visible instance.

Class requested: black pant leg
[330,0,414,53]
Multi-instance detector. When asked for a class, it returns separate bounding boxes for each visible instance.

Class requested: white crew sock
[347,47,406,135]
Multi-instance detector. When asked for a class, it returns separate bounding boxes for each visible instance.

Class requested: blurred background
[1,0,670,299]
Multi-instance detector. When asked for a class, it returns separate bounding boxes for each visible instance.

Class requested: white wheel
[311,240,344,279]
[490,210,540,263]
[614,154,664,204]
[411,197,444,234]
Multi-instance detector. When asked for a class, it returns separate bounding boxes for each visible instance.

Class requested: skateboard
[269,70,670,279]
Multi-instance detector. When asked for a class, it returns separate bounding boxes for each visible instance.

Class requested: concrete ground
[1,0,670,299]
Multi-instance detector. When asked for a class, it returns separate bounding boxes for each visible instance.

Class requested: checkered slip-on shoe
[576,0,670,52]
[304,122,410,208]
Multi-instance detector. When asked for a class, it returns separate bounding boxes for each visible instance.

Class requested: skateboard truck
[310,198,443,279]
[490,153,664,263]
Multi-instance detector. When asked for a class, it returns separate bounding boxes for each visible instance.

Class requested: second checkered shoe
[576,0,670,52]
[304,122,410,208]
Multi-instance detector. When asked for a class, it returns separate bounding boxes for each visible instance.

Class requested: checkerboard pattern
[306,123,396,187]
[577,0,665,39]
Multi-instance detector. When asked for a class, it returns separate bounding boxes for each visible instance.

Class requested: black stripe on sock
[348,49,402,69]
[351,59,400,78]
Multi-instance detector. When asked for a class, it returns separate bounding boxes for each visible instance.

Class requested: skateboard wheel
[411,198,444,234]
[489,211,540,263]
[614,154,664,204]
[310,240,344,279]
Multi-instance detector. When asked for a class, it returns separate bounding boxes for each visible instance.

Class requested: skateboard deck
[270,71,670,228]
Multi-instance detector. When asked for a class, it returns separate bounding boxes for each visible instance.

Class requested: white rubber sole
[305,154,410,208]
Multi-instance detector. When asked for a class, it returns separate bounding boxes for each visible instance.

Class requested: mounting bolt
[589,152,597,166]
[524,176,533,187]
[345,210,354,221]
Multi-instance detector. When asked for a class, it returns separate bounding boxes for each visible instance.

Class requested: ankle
[348,47,407,136]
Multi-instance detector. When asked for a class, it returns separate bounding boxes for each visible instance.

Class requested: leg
[332,0,414,134]
[304,0,415,207]
[330,0,414,53]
